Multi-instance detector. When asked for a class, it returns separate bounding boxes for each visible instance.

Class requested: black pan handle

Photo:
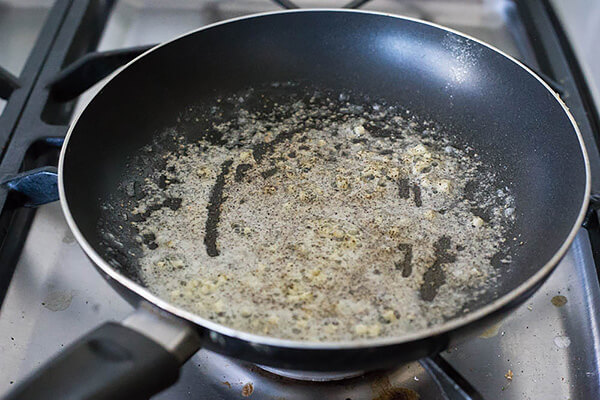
[5,304,201,400]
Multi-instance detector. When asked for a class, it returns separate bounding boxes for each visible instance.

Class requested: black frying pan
[6,10,589,400]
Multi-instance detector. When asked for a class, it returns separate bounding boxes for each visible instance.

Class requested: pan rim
[58,9,592,350]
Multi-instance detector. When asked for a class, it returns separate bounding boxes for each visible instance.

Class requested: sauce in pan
[100,86,515,342]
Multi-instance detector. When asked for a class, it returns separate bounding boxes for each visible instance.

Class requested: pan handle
[5,304,201,400]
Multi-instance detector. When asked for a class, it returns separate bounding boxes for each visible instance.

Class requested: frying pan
[5,9,590,400]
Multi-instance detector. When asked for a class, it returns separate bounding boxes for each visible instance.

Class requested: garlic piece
[471,216,485,227]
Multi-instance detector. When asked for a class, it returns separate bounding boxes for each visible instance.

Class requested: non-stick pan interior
[62,11,587,327]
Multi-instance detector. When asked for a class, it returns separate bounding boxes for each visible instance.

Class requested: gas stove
[1,1,599,399]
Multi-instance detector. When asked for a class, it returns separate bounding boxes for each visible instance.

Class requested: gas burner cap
[257,365,365,381]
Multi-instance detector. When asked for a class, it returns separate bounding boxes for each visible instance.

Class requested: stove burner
[258,365,365,381]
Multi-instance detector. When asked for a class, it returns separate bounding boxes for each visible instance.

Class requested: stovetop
[1,1,599,399]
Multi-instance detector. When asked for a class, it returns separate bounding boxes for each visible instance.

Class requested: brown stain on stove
[551,295,567,307]
[42,290,73,311]
[372,388,420,400]
[371,375,420,400]
[242,382,254,397]
[62,230,75,244]
[221,381,231,388]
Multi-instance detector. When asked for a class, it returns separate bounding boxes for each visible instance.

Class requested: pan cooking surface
[98,85,516,342]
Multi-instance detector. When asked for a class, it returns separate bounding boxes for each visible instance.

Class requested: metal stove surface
[1,1,600,399]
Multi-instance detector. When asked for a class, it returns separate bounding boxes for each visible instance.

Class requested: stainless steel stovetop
[1,1,599,399]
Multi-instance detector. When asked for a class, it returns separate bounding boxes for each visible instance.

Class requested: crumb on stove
[242,382,254,397]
